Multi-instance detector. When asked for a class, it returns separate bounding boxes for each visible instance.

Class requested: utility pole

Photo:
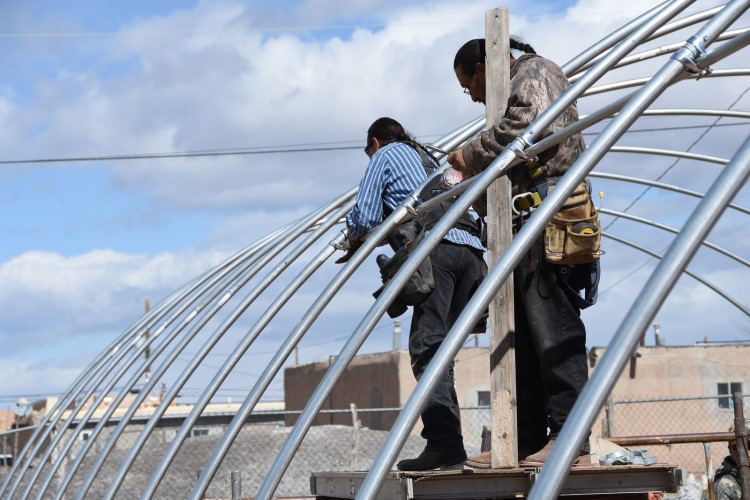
[145,299,152,383]
[485,7,516,469]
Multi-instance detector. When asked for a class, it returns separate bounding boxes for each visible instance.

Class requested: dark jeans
[514,236,590,454]
[409,242,487,452]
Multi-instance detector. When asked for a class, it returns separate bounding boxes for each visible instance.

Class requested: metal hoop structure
[1,2,749,499]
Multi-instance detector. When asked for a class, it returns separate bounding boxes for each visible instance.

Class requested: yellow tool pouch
[544,181,602,265]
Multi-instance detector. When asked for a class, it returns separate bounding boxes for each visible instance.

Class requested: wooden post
[485,8,516,469]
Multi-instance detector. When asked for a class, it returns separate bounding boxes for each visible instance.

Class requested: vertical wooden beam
[485,7,516,469]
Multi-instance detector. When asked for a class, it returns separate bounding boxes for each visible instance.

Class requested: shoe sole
[464,460,491,469]
[397,462,466,472]
[518,455,595,468]
[438,462,466,471]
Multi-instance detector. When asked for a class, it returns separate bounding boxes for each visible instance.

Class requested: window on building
[80,431,91,441]
[718,382,743,409]
[477,391,491,407]
[190,428,209,437]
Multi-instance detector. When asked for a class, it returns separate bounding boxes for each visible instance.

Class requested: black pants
[514,236,590,455]
[409,242,486,452]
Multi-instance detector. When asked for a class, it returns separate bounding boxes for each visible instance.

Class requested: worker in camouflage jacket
[705,424,749,500]
[448,37,593,467]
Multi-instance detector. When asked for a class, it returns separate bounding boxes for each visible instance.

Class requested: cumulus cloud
[0,248,231,349]
[1,0,749,401]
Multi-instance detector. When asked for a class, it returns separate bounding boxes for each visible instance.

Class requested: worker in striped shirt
[344,117,486,471]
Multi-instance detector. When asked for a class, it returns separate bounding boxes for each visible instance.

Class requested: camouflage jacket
[713,456,742,500]
[461,53,585,201]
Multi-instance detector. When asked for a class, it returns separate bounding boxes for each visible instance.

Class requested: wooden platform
[310,464,683,499]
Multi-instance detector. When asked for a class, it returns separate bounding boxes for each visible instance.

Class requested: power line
[2,122,748,166]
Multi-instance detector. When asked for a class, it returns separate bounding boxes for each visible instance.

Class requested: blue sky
[0,0,748,404]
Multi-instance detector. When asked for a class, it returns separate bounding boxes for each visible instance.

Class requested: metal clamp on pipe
[672,35,713,76]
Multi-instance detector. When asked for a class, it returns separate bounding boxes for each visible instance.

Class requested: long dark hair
[367,117,416,147]
[453,36,536,76]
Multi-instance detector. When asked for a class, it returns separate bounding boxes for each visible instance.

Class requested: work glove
[334,237,362,264]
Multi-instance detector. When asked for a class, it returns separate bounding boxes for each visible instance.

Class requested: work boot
[464,450,491,469]
[465,448,534,469]
[396,447,467,471]
[521,439,593,466]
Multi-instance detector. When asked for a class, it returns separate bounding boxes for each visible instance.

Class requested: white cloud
[2,0,749,402]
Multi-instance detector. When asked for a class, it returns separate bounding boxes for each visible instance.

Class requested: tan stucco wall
[284,344,748,472]
[283,348,491,447]
[589,344,749,473]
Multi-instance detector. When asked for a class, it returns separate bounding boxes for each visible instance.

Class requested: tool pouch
[372,220,435,317]
[544,180,602,265]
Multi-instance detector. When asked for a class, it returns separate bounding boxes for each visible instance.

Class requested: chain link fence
[601,394,749,477]
[1,398,745,498]
[0,406,491,499]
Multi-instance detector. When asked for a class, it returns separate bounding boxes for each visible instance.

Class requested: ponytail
[367,117,416,147]
[454,36,537,75]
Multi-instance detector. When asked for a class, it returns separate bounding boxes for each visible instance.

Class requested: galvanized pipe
[5,311,174,498]
[190,130,474,500]
[563,1,671,75]
[529,88,750,500]
[99,197,354,500]
[359,1,713,496]
[140,235,342,499]
[26,224,296,499]
[25,225,291,499]
[0,224,285,498]
[591,171,750,216]
[603,231,750,317]
[578,69,750,93]
[599,208,750,270]
[67,198,348,500]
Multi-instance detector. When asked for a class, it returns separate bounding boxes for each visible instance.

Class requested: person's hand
[447,149,470,176]
[334,237,362,264]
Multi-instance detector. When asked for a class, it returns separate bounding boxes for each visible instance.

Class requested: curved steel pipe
[602,231,750,317]
[67,198,349,500]
[591,171,750,216]
[99,197,355,500]
[599,207,750,270]
[529,1,750,495]
[27,225,295,499]
[530,110,750,500]
[359,0,714,496]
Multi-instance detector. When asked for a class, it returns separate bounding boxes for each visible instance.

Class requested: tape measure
[572,222,599,235]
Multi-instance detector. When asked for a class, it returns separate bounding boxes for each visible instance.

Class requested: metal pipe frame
[67,195,355,500]
[530,109,750,500]
[4,219,302,498]
[139,226,343,499]
[3,264,224,498]
[591,171,750,216]
[98,198,355,500]
[20,215,309,499]
[358,1,750,496]
[603,231,750,316]
[189,123,483,500]
[14,1,750,498]
[528,1,750,494]
[23,216,311,498]
[599,208,750,270]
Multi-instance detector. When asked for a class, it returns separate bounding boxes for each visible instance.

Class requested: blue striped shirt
[346,142,484,252]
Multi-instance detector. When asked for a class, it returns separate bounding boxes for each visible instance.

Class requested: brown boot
[464,451,491,469]
[521,440,593,466]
